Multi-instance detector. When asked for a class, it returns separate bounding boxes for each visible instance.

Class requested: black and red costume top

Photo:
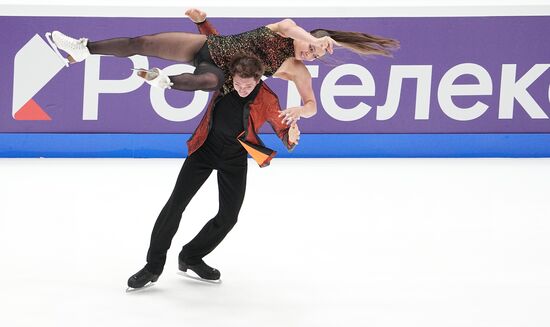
[204,24,295,94]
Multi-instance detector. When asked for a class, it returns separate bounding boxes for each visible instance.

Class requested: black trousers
[145,142,247,274]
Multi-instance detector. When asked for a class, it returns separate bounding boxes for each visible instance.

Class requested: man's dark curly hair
[229,54,265,80]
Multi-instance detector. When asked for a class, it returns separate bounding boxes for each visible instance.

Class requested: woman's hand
[288,122,301,145]
[185,8,207,23]
[313,36,338,54]
[279,107,303,126]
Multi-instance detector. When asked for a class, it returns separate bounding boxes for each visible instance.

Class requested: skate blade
[125,281,156,293]
[131,68,159,81]
[177,270,222,284]
[67,55,77,64]
[44,32,70,67]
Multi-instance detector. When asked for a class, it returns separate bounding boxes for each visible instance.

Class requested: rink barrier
[1,12,550,157]
[1,134,550,158]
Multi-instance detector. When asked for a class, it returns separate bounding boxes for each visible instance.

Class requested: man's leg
[179,161,247,264]
[144,152,213,274]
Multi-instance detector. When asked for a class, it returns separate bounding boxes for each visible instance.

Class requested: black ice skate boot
[126,267,160,291]
[178,258,221,282]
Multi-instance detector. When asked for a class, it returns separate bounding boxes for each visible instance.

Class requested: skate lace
[58,35,85,50]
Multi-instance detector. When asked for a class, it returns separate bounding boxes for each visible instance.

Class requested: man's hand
[185,8,207,23]
[288,122,301,145]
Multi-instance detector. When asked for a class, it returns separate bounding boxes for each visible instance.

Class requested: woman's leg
[52,31,223,91]
[98,35,225,91]
[88,32,207,62]
[168,62,225,92]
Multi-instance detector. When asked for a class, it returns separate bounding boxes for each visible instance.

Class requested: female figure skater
[47,9,399,125]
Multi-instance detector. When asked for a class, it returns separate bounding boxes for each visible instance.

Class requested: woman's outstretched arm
[274,58,317,125]
[267,19,337,54]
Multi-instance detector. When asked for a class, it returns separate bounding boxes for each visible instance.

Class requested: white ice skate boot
[132,68,174,89]
[45,30,90,67]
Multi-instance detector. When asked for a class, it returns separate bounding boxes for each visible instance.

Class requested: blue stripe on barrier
[0,134,549,158]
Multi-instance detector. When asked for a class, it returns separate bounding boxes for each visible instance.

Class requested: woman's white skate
[44,30,90,67]
[132,67,174,89]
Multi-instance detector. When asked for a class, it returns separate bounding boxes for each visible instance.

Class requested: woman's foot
[133,67,174,89]
[45,30,90,66]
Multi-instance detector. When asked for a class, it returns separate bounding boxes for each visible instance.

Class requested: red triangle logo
[14,98,52,121]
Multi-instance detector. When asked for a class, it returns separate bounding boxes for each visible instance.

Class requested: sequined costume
[205,26,295,94]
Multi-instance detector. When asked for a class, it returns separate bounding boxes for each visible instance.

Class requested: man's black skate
[126,267,160,291]
[178,258,221,282]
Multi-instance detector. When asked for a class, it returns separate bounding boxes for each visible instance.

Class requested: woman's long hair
[310,29,400,57]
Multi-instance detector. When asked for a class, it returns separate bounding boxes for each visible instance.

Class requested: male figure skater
[127,53,300,290]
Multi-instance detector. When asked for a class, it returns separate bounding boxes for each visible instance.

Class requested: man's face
[233,74,259,97]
